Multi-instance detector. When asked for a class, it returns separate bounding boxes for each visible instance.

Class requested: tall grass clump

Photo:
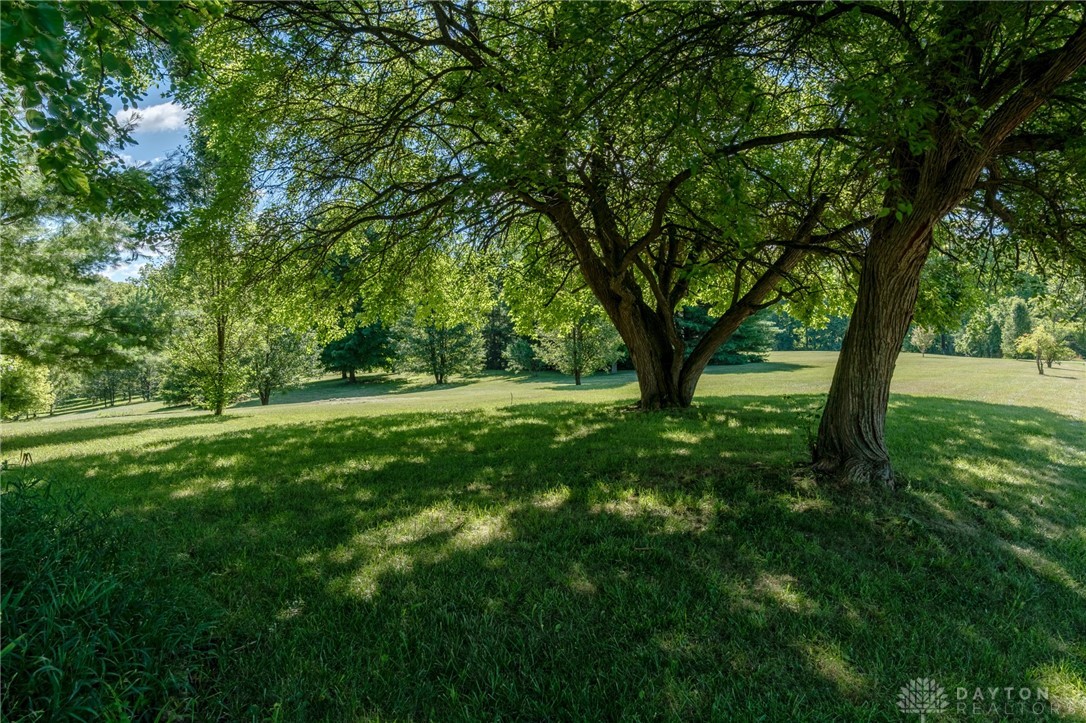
[1,477,220,721]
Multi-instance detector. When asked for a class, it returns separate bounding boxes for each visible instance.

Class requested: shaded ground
[4,368,1084,720]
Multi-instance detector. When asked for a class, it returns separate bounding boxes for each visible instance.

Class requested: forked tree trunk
[614,304,686,408]
[814,222,933,487]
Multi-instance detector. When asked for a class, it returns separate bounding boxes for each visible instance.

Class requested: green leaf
[57,167,91,196]
[24,108,47,130]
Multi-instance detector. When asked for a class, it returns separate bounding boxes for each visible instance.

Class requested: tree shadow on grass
[1,414,230,454]
[701,361,815,375]
[12,395,1085,720]
[236,375,485,408]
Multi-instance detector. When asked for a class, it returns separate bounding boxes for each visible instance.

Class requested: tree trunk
[341,370,348,380]
[814,223,933,487]
[260,385,271,405]
[213,313,226,416]
[574,368,582,385]
[1036,353,1044,375]
[348,369,356,383]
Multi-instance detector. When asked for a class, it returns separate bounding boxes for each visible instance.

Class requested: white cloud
[115,102,189,133]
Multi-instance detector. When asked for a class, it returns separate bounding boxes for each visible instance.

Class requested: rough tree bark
[547,194,837,409]
[815,17,1086,486]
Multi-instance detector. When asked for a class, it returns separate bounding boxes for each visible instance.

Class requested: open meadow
[3,352,1084,720]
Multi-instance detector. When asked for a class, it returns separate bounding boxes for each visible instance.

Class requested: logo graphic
[898,678,948,721]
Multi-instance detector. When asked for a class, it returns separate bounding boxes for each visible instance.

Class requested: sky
[104,86,190,281]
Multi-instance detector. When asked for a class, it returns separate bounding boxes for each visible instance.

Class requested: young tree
[161,306,254,413]
[910,327,937,357]
[396,316,484,385]
[536,315,624,386]
[247,325,320,405]
[394,254,490,385]
[1015,324,1074,375]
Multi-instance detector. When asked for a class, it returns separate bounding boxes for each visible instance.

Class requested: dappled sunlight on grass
[3,354,1084,719]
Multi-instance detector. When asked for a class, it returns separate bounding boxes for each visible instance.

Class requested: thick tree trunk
[341,370,348,380]
[574,369,582,385]
[348,369,356,383]
[814,223,933,487]
[620,314,686,408]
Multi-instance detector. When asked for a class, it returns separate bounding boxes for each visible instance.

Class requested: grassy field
[2,351,1084,721]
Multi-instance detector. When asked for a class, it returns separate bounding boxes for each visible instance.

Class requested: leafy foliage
[320,322,394,381]
[0,356,53,419]
[535,315,624,385]
[396,315,484,385]
[0,1,219,195]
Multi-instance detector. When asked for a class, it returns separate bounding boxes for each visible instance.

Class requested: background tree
[247,325,319,405]
[503,337,543,374]
[536,315,624,386]
[396,318,484,385]
[394,254,490,385]
[1001,298,1034,359]
[1015,324,1074,375]
[910,327,937,357]
[320,321,393,383]
[677,307,777,365]
[482,303,515,371]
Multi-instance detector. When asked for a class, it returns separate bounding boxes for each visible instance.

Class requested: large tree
[186,2,870,409]
[790,3,1086,484]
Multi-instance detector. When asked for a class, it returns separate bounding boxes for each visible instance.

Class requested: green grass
[2,352,1084,721]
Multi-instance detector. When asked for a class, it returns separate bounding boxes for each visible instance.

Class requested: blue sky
[113,85,189,165]
[105,86,189,281]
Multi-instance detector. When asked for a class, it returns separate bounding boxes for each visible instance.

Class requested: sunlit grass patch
[2,353,1083,720]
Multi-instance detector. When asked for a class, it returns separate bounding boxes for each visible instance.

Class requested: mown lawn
[2,352,1084,721]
